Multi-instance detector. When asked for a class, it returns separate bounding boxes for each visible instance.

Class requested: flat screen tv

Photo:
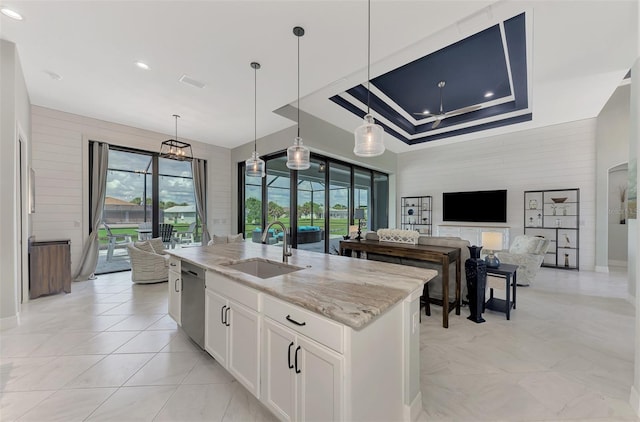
[442,190,507,223]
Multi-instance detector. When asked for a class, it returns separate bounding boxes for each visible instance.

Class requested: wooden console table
[340,239,461,328]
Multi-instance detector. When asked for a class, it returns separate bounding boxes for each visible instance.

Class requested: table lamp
[354,208,365,240]
[481,231,503,268]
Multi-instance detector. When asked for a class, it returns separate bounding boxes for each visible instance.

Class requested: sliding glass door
[328,162,351,253]
[296,158,326,253]
[354,168,371,233]
[96,145,199,274]
[239,151,388,255]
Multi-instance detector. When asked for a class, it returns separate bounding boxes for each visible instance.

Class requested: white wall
[30,106,231,276]
[229,109,398,234]
[0,40,31,323]
[596,83,631,271]
[397,119,597,270]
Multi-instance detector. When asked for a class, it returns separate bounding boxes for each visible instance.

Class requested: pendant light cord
[297,32,301,138]
[174,114,179,141]
[367,0,371,115]
[254,65,257,153]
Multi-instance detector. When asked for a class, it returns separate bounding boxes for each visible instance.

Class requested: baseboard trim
[630,386,640,417]
[405,391,423,421]
[0,314,19,330]
[608,260,628,268]
[594,265,609,273]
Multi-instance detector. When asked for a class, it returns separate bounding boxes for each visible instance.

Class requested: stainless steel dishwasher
[180,261,205,349]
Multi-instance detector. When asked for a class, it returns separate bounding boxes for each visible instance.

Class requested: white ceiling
[0,0,636,153]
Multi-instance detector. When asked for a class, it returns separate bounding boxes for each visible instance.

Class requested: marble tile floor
[0,266,637,421]
[421,266,638,421]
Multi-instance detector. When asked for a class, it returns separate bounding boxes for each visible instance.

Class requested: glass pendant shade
[354,114,385,157]
[245,151,265,177]
[286,136,310,170]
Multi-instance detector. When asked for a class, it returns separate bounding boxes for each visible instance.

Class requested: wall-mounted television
[442,190,507,223]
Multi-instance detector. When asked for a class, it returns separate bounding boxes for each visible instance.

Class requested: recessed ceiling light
[484,91,494,98]
[422,110,430,114]
[1,7,23,20]
[135,61,150,70]
[44,70,62,81]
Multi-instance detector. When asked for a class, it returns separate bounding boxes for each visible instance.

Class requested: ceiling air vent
[179,74,206,89]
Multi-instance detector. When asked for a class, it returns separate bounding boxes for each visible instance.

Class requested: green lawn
[98,223,196,245]
[244,218,351,239]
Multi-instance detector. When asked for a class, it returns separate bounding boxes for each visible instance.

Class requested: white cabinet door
[205,289,228,366]
[168,270,181,325]
[296,336,343,422]
[228,301,260,398]
[262,318,296,422]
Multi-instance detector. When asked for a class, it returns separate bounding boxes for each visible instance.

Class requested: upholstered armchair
[495,235,550,286]
[127,238,169,283]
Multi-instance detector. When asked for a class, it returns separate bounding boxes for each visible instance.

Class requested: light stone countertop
[166,242,437,330]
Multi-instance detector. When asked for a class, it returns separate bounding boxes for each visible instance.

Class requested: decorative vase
[564,253,570,267]
[465,245,487,323]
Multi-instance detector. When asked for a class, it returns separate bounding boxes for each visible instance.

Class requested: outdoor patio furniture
[176,222,196,244]
[159,223,178,249]
[104,222,132,262]
[136,222,152,240]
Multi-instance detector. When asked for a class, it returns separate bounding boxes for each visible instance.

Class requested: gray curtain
[192,158,210,245]
[74,142,109,281]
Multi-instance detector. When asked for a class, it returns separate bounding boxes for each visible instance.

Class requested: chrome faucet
[261,221,292,263]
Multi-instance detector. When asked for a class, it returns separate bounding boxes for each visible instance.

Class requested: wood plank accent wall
[31,106,231,275]
[397,119,597,270]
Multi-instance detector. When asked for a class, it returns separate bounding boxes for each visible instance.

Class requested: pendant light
[286,26,311,170]
[160,114,193,161]
[353,0,385,157]
[245,62,266,178]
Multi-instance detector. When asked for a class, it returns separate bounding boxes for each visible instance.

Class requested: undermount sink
[223,258,305,279]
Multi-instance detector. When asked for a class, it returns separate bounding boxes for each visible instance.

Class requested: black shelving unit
[523,188,580,270]
[400,196,432,235]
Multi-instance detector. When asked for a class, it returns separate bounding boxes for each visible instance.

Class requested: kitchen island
[166,242,436,422]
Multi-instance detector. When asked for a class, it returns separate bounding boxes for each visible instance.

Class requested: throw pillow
[210,234,229,245]
[533,236,548,255]
[148,237,166,254]
[227,233,244,243]
[134,240,154,253]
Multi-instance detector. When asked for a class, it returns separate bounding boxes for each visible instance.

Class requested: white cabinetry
[188,264,423,421]
[262,298,343,422]
[205,272,260,397]
[168,256,181,325]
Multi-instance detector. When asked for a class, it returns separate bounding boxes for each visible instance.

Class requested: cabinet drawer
[206,271,260,311]
[263,295,344,354]
[168,256,181,272]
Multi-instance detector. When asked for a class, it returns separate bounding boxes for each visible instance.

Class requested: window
[239,151,388,255]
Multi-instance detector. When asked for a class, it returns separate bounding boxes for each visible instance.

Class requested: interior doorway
[608,163,628,267]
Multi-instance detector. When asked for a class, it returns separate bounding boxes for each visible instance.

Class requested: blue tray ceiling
[330,12,532,145]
